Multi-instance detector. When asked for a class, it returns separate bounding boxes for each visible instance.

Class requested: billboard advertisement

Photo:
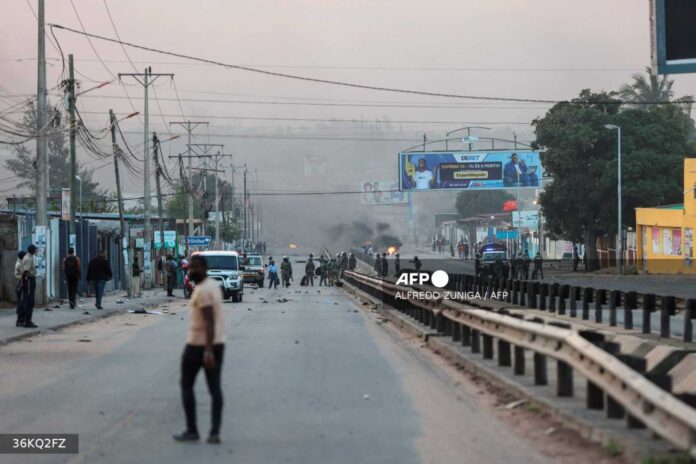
[360,180,407,205]
[399,150,541,191]
[512,210,540,229]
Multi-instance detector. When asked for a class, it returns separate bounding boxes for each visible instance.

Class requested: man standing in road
[164,255,177,297]
[14,250,26,327]
[381,252,388,278]
[132,256,142,298]
[572,246,579,272]
[19,245,37,328]
[305,254,315,286]
[174,254,225,444]
[280,256,293,288]
[533,252,544,280]
[393,252,400,276]
[87,249,112,310]
[62,247,81,309]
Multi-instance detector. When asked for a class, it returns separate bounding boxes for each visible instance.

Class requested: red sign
[503,200,518,212]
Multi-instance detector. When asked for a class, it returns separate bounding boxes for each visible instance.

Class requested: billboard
[399,150,541,191]
[360,180,407,205]
[512,210,539,229]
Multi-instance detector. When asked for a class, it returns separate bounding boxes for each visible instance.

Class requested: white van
[192,250,244,302]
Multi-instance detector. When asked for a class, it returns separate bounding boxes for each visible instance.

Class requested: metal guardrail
[344,270,696,457]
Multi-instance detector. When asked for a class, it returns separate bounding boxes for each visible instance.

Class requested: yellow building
[636,158,696,274]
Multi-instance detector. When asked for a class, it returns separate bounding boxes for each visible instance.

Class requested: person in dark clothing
[572,246,579,272]
[393,252,401,276]
[14,250,26,326]
[373,252,382,276]
[522,251,531,280]
[132,256,142,297]
[87,250,112,310]
[62,247,81,309]
[533,252,544,280]
[381,253,388,278]
[474,253,481,277]
[409,256,422,271]
[164,255,177,296]
[348,253,357,271]
[305,255,315,286]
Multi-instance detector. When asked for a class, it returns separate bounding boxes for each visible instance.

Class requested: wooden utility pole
[111,109,130,296]
[153,132,166,255]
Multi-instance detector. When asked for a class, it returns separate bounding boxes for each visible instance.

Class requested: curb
[0,298,170,347]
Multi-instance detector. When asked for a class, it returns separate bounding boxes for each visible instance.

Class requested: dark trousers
[66,275,79,308]
[166,274,176,295]
[20,277,36,324]
[306,272,314,286]
[94,280,106,307]
[180,344,225,435]
[15,281,23,323]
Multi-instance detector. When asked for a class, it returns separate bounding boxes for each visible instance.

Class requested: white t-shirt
[187,277,225,346]
[413,170,433,189]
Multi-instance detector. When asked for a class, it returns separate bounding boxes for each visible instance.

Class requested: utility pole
[243,166,248,245]
[119,68,173,288]
[110,109,130,296]
[35,0,48,304]
[68,54,77,239]
[169,121,208,240]
[153,132,165,256]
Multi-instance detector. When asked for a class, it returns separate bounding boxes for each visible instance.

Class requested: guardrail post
[539,283,548,311]
[580,330,606,410]
[617,354,648,429]
[608,290,620,326]
[594,289,606,323]
[548,321,573,397]
[482,333,494,359]
[569,286,579,318]
[498,338,511,366]
[529,282,539,308]
[624,291,637,329]
[549,283,559,312]
[642,293,656,334]
[602,341,625,419]
[660,296,676,338]
[581,287,593,320]
[504,278,512,303]
[512,280,519,305]
[462,322,471,346]
[527,317,548,385]
[436,311,445,333]
[452,320,462,342]
[510,314,525,375]
[558,284,569,314]
[684,299,696,343]
[520,281,527,306]
[471,328,481,353]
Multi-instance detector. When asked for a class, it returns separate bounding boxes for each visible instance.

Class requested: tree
[5,103,106,207]
[619,66,694,115]
[455,190,515,217]
[533,89,692,270]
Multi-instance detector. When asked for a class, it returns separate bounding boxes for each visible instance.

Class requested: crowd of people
[265,252,356,289]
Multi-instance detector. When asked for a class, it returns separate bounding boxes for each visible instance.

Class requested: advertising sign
[360,180,407,205]
[399,150,541,191]
[61,188,71,221]
[512,210,539,229]
[33,225,47,277]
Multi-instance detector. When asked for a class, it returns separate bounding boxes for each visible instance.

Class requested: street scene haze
[3,1,696,463]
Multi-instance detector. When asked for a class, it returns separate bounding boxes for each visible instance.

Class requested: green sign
[154,230,176,249]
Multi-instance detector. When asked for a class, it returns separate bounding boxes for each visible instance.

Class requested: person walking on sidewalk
[164,255,177,297]
[87,249,112,310]
[14,250,26,327]
[132,256,142,298]
[174,254,226,444]
[19,245,37,328]
[62,247,81,309]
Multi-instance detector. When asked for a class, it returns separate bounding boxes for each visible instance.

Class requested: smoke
[326,220,401,251]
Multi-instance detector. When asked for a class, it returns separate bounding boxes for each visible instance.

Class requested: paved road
[0,281,548,464]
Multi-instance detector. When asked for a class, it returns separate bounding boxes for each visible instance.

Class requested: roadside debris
[127,309,162,315]
[363,394,370,400]
[504,399,527,410]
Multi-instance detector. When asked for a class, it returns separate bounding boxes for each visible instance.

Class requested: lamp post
[604,124,622,275]
[445,126,491,151]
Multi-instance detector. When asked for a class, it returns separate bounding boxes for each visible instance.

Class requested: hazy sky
[2,0,695,241]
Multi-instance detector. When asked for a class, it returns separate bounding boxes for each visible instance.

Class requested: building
[636,158,696,274]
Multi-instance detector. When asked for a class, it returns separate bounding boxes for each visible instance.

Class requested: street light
[445,126,491,150]
[604,124,622,275]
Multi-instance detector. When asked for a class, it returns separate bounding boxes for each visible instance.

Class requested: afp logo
[395,270,449,288]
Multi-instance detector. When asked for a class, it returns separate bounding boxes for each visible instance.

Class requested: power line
[48,24,560,104]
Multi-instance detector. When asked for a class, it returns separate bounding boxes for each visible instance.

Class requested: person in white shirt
[412,158,434,190]
[173,254,225,444]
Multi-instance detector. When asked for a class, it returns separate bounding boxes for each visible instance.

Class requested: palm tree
[619,66,693,113]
